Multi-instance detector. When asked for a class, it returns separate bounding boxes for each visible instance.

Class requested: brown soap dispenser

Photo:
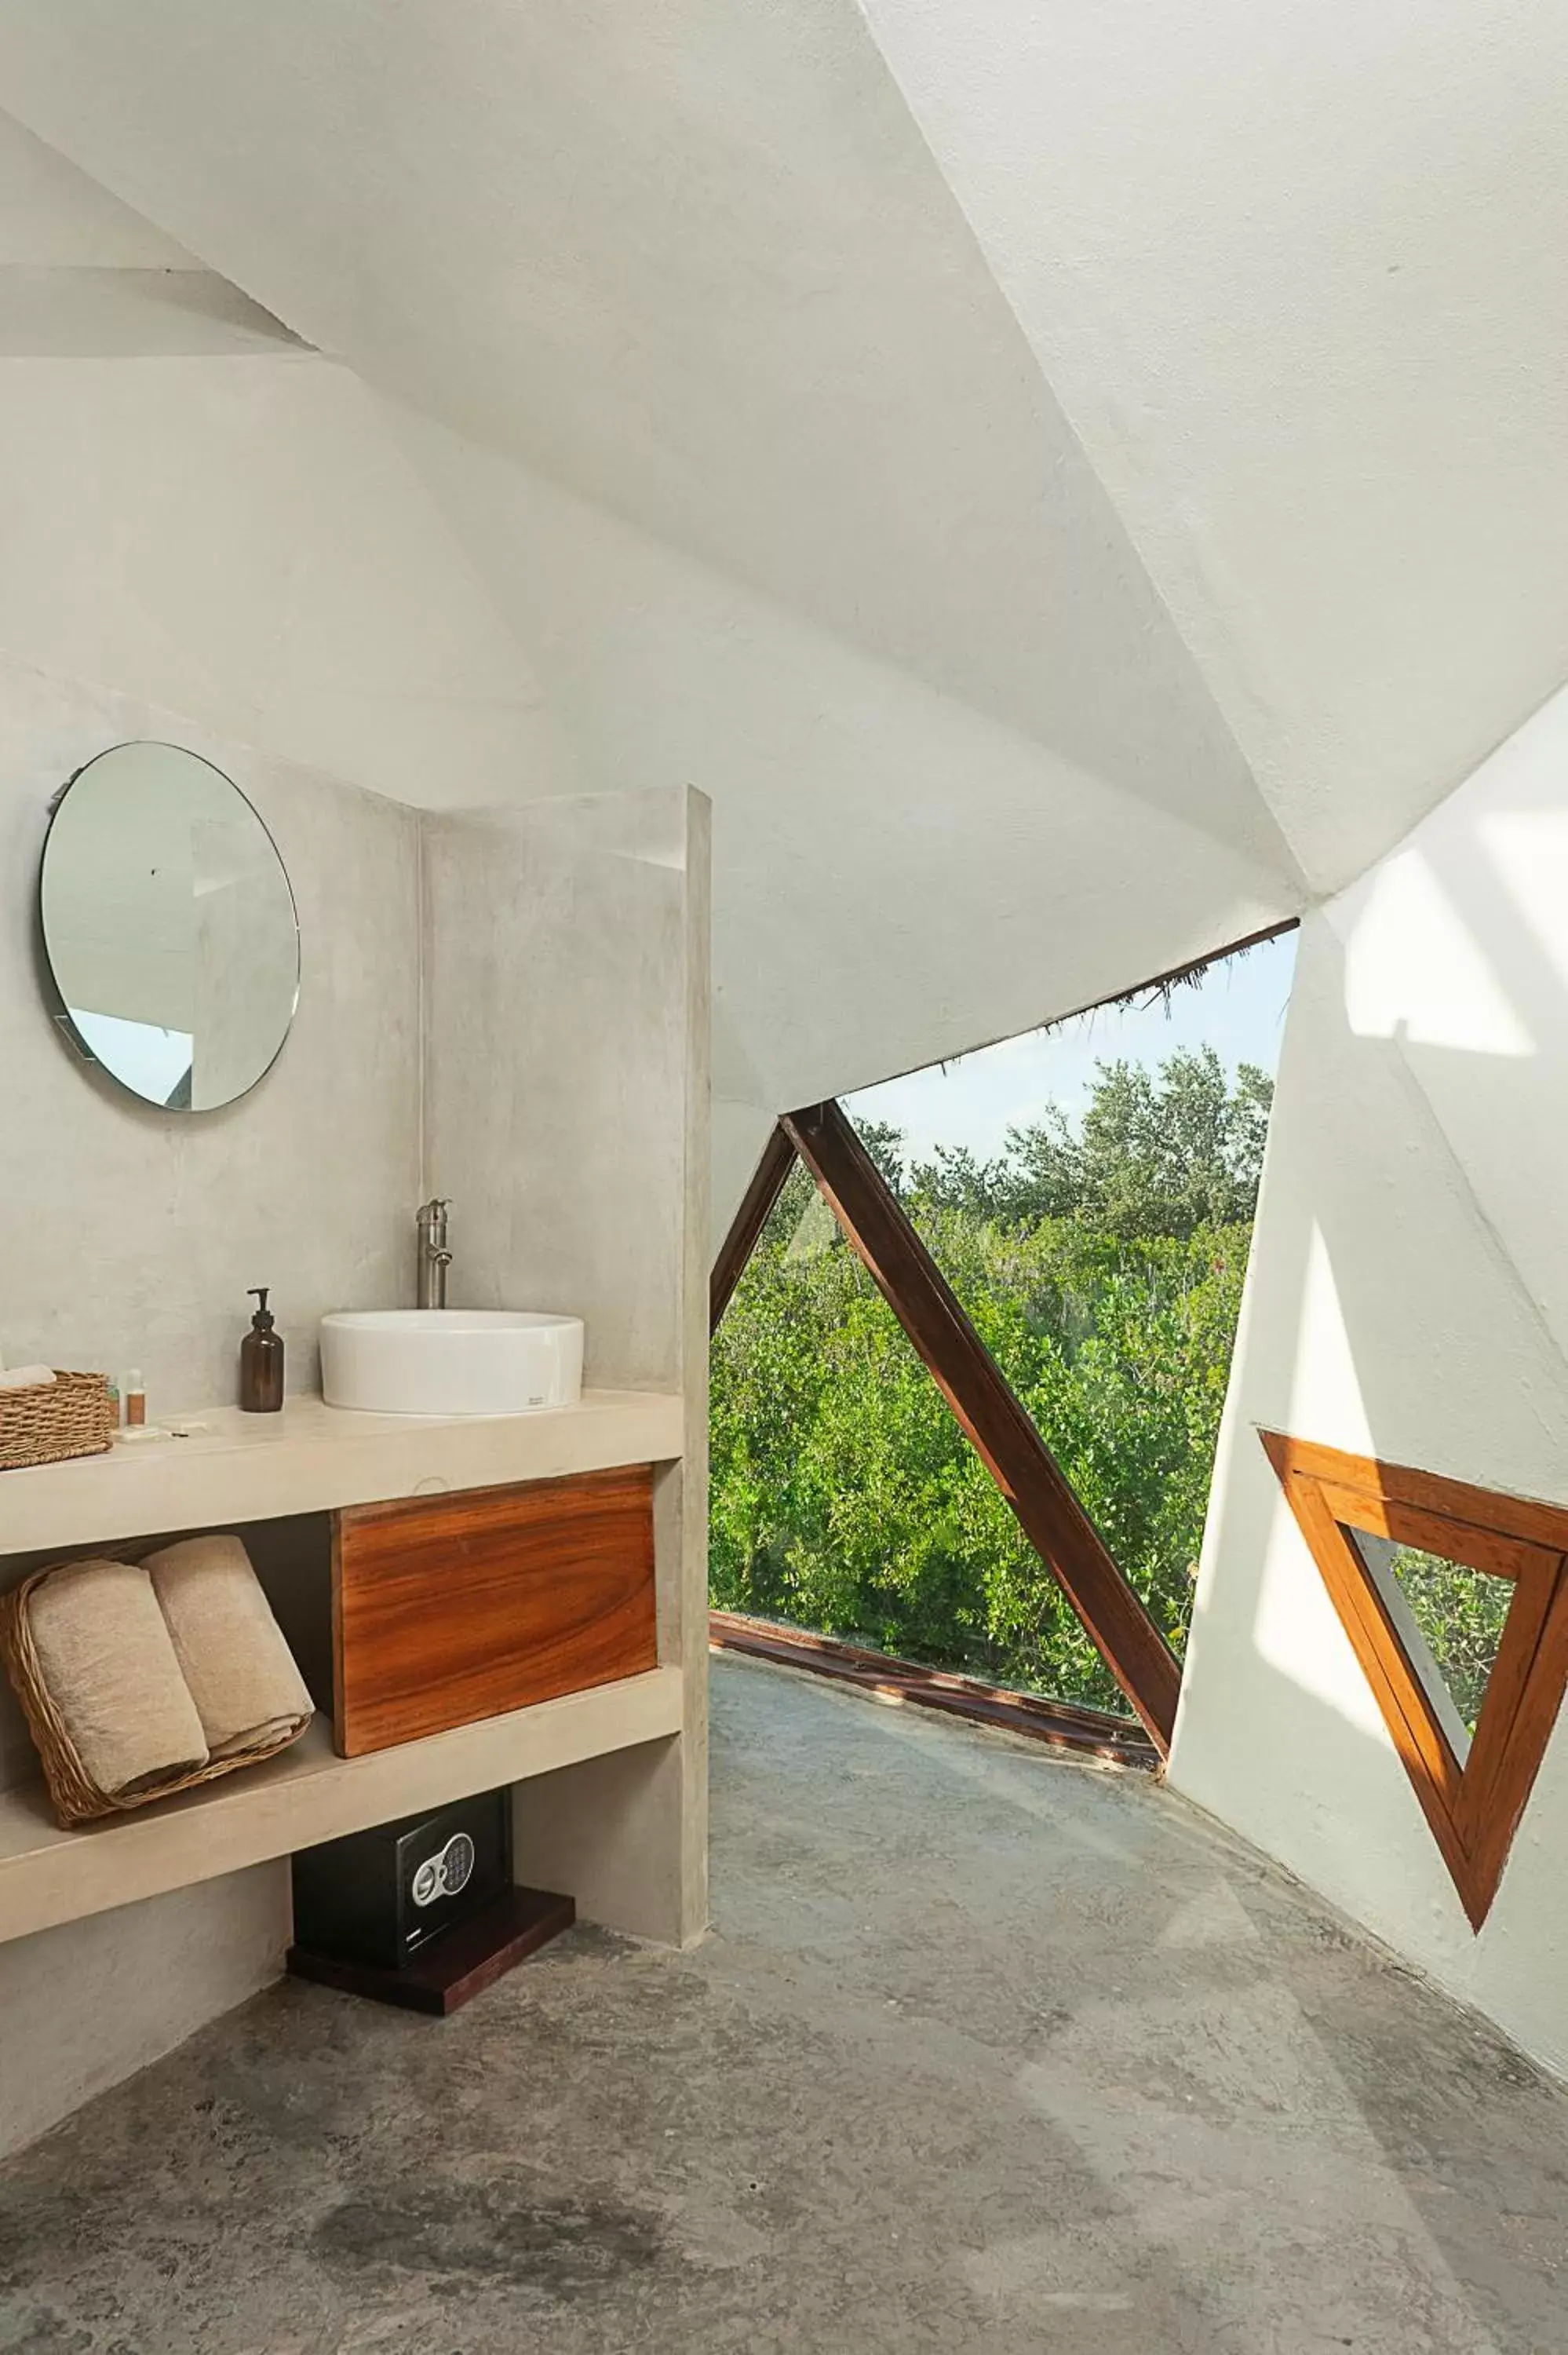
[240,1287,285,1413]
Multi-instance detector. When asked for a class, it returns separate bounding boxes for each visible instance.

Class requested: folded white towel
[143,1535,313,1759]
[26,1559,210,1798]
[0,1365,55,1391]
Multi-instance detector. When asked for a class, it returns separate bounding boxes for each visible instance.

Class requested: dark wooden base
[286,1885,576,2015]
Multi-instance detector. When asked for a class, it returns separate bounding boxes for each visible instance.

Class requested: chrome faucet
[416,1198,453,1309]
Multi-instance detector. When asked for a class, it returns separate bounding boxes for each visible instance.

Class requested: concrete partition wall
[420,787,711,1945]
[1170,687,1568,2077]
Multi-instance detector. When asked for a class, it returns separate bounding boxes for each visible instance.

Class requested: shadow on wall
[1176,726,1568,2069]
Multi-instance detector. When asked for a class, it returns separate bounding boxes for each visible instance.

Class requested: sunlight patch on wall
[1283,1224,1373,1454]
[1254,1511,1388,1737]
[1253,1225,1384,1729]
[1341,849,1532,1057]
[1479,807,1568,987]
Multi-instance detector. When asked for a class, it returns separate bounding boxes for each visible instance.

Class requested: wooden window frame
[712,1107,1181,1754]
[709,1122,797,1331]
[709,1611,1158,1768]
[1263,1432,1568,1929]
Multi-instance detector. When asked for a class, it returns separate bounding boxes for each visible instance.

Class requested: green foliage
[711,1053,1271,1712]
[910,1046,1274,1240]
[1387,1547,1511,1736]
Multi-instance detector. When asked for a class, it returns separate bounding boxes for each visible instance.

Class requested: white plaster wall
[0,109,556,810]
[1172,685,1568,2076]
[0,652,421,1408]
[0,106,197,267]
[0,100,297,356]
[388,411,1302,1236]
[0,356,556,813]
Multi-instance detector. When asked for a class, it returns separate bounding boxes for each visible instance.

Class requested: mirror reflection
[39,742,300,1112]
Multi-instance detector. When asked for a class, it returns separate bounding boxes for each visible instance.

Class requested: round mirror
[39,742,300,1112]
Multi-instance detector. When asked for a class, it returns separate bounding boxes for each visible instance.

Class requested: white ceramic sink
[319,1309,585,1417]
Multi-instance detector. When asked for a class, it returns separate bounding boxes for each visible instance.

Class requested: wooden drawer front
[332,1466,657,1758]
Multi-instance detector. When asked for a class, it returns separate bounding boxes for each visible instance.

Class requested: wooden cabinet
[331,1466,658,1758]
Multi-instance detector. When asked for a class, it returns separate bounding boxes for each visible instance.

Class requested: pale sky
[848,929,1299,1167]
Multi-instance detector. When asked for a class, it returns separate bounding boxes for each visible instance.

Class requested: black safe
[291,1788,512,1970]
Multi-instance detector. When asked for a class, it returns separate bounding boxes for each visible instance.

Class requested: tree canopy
[906,1047,1274,1238]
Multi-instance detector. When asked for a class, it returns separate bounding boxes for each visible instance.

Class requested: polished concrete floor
[2,1653,1566,2353]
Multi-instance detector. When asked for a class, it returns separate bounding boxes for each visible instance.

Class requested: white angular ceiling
[0,2,1561,1207]
[854,0,1568,893]
[0,108,194,267]
[0,104,301,355]
[0,1,1285,860]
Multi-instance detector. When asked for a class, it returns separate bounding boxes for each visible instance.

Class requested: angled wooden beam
[781,1099,1183,1753]
[710,1123,798,1332]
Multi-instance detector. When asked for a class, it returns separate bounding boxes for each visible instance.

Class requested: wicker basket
[0,1371,114,1473]
[0,1565,312,1827]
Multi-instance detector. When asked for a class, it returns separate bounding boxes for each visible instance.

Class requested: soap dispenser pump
[240,1287,285,1414]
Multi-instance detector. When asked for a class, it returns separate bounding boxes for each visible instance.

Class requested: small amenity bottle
[240,1288,285,1413]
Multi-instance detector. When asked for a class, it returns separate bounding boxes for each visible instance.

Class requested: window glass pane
[1347,1528,1512,1761]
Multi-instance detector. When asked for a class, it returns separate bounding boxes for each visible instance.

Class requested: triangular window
[1264,1433,1568,1928]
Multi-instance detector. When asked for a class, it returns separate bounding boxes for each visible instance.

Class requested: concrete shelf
[0,1666,683,1947]
[0,1389,685,1556]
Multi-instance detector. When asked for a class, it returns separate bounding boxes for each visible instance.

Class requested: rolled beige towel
[26,1560,209,1798]
[143,1535,313,1758]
